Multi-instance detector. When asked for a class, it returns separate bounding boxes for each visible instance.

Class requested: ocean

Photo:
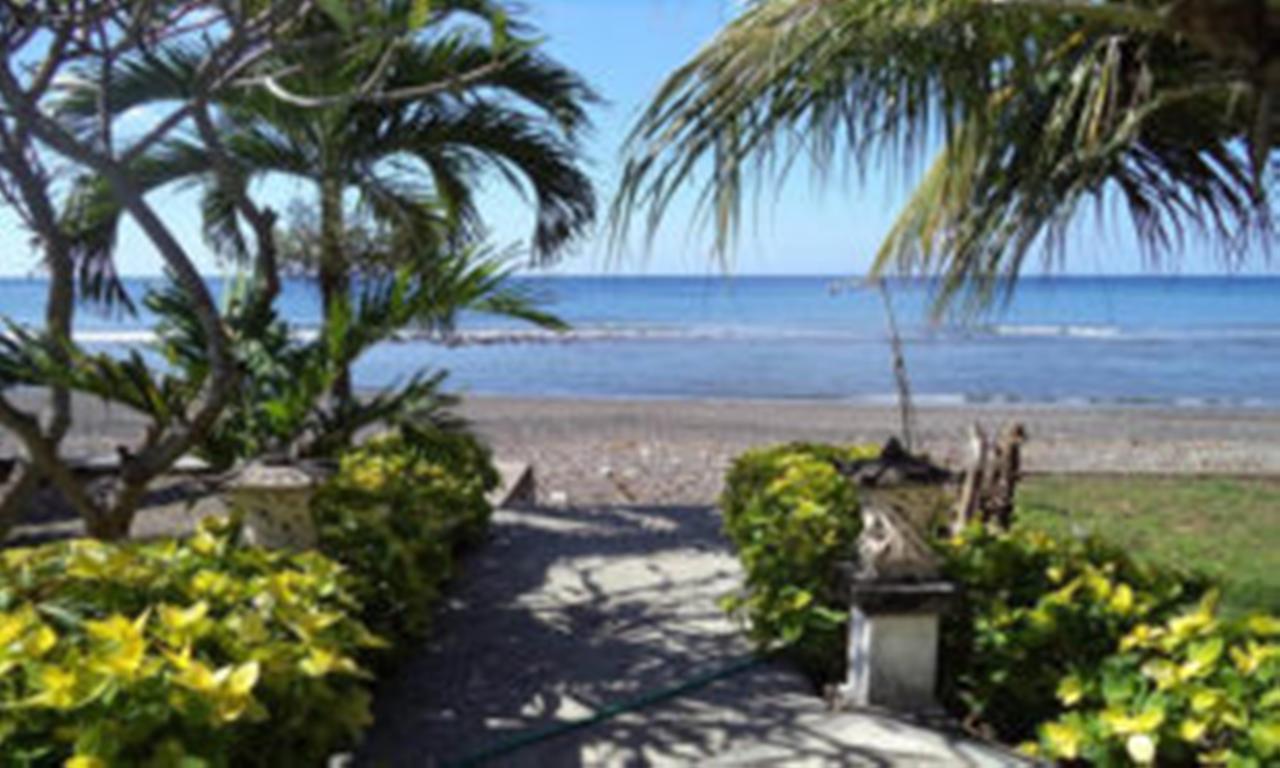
[3,275,1279,407]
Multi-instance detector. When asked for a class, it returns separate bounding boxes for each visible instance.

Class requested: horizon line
[0,271,1275,280]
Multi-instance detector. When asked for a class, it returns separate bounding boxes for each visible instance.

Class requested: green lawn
[1017,475,1280,615]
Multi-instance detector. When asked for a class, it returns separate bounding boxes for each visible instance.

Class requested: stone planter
[226,461,333,551]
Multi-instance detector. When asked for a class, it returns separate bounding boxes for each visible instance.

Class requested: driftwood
[951,422,1026,534]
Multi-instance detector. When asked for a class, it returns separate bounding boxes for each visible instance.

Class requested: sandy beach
[455,397,1280,506]
[6,390,1280,512]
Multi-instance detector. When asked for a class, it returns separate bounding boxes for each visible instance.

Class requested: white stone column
[836,581,956,713]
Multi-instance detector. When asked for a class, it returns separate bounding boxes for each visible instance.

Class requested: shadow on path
[356,504,1024,767]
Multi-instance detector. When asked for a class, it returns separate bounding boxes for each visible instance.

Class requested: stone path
[356,504,1029,767]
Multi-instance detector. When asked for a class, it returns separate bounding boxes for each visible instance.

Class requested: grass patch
[1018,474,1280,614]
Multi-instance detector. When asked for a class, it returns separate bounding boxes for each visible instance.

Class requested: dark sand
[6,391,1280,513]
[461,397,1280,506]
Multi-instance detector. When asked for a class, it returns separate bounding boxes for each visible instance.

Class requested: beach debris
[603,469,639,504]
[952,422,1026,534]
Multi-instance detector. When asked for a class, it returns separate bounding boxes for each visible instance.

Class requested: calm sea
[3,275,1278,407]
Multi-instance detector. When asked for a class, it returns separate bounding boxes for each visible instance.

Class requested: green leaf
[1188,636,1226,672]
[492,9,509,54]
[1252,719,1280,759]
[409,0,432,29]
[317,0,353,32]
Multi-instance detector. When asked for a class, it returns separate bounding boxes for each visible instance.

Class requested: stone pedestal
[227,462,329,550]
[835,580,957,713]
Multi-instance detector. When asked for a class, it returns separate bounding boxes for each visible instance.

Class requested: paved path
[357,504,1028,767]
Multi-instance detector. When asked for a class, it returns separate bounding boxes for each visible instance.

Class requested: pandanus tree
[62,0,596,404]
[614,0,1277,312]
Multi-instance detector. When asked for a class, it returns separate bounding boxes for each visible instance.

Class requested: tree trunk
[84,480,147,541]
[0,463,41,539]
[318,175,353,405]
[0,123,76,540]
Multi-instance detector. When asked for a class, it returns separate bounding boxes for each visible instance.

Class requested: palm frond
[613,0,1276,311]
[0,320,193,428]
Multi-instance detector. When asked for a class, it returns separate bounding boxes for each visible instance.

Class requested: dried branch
[248,51,515,108]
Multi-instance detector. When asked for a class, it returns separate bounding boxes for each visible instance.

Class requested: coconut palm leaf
[56,0,597,304]
[615,0,1276,311]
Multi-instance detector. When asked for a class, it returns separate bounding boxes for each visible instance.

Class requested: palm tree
[614,0,1276,312]
[62,0,596,399]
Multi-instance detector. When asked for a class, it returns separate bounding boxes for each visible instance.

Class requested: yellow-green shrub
[311,427,498,647]
[0,517,381,767]
[939,526,1210,744]
[1033,591,1280,766]
[720,443,877,678]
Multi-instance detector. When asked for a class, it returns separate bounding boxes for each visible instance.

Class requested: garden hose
[445,651,777,767]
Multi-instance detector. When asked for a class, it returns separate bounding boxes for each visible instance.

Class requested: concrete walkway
[357,504,1028,767]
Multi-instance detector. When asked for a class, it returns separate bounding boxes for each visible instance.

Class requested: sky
[0,0,1271,278]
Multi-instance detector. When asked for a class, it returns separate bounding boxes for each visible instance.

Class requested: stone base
[835,581,956,713]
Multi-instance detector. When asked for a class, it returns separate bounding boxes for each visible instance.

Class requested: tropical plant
[1032,591,1280,766]
[937,524,1210,743]
[147,245,562,468]
[311,427,499,648]
[0,0,366,539]
[720,443,878,678]
[0,1,588,539]
[0,123,78,537]
[0,515,382,766]
[60,0,596,403]
[615,0,1277,312]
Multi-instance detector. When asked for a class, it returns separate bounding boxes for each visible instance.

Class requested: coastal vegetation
[622,6,1280,756]
[0,516,380,766]
[0,0,592,539]
[1020,475,1280,615]
[720,443,1280,765]
[311,428,498,649]
[0,426,491,765]
[0,0,1276,765]
[0,1,575,759]
[616,0,1276,310]
[719,443,877,677]
[59,0,595,405]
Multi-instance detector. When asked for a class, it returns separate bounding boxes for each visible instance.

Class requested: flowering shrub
[720,444,877,678]
[0,517,380,767]
[311,427,498,647]
[938,526,1210,743]
[1033,591,1280,766]
[719,445,1279,764]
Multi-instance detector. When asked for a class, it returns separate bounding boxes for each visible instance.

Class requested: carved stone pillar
[226,462,329,550]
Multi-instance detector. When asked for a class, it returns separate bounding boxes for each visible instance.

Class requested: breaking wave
[55,322,1280,348]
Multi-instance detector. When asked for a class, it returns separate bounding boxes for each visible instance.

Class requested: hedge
[0,426,499,766]
[719,443,1278,766]
[0,517,378,766]
[311,427,498,648]
[719,443,878,678]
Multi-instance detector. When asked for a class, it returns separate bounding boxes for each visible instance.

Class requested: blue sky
[0,0,1270,277]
